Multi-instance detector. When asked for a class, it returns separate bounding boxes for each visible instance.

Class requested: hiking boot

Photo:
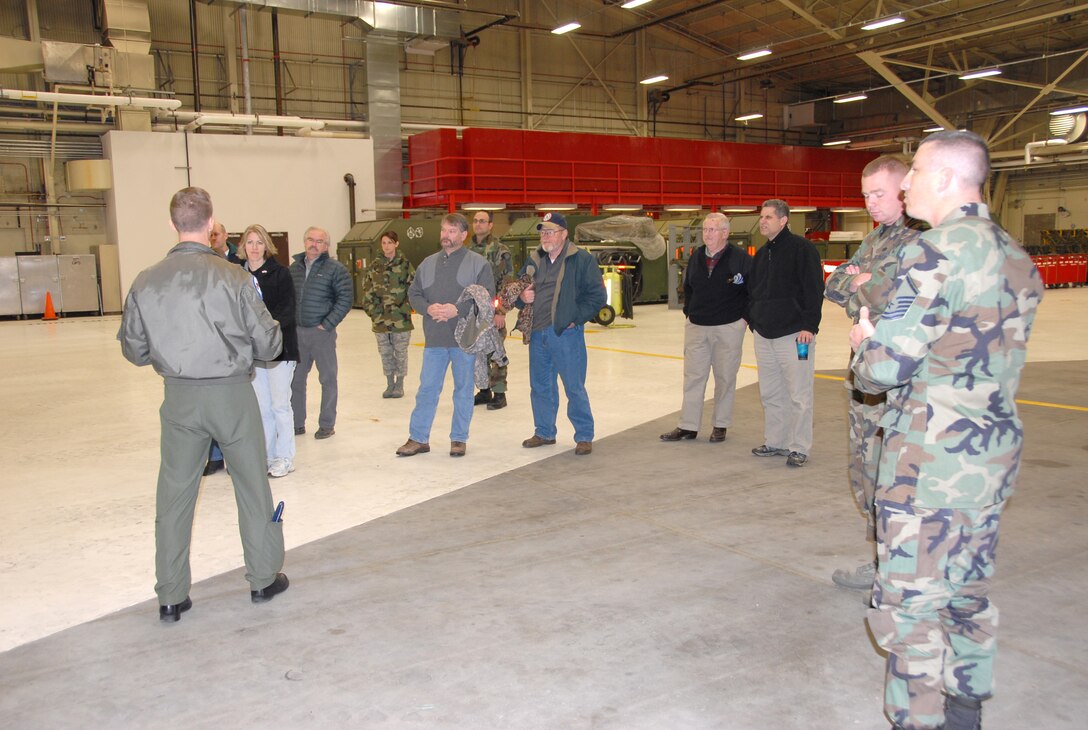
[396,439,430,456]
[487,392,507,410]
[450,441,466,457]
[832,561,877,590]
[574,441,593,456]
[474,389,493,406]
[944,694,983,730]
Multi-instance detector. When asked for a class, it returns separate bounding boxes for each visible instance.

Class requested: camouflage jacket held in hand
[361,253,415,333]
[824,215,926,322]
[470,235,513,307]
[850,203,1044,509]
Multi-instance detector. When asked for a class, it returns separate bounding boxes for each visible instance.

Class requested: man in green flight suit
[850,131,1044,730]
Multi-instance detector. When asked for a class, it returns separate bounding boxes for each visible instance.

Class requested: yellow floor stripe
[582,345,1086,413]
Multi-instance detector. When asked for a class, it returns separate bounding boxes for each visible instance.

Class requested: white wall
[103,131,375,295]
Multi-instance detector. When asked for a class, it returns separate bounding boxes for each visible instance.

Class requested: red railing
[405,128,877,212]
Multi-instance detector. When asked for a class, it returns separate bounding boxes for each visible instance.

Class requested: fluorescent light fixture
[602,204,643,212]
[664,204,702,212]
[735,113,764,121]
[861,16,905,31]
[833,94,868,104]
[621,0,653,8]
[462,203,506,211]
[640,74,669,85]
[959,68,1001,80]
[721,206,755,213]
[823,139,851,146]
[737,49,772,61]
[790,206,817,213]
[923,126,944,133]
[535,203,577,211]
[832,207,865,213]
[552,22,581,35]
[1051,105,1088,115]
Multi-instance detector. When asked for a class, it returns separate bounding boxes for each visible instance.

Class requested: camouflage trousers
[868,495,1003,730]
[374,330,412,378]
[475,325,508,393]
[847,393,884,541]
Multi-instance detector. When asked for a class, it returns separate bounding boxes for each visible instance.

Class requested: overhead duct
[99,0,153,55]
[203,1,472,216]
[367,34,402,216]
[1050,113,1088,143]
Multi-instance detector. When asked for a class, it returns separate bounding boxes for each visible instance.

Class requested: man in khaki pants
[660,213,751,444]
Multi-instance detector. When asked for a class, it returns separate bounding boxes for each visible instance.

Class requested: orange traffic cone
[43,292,57,321]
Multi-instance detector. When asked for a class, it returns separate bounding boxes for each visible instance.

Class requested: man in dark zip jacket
[748,199,824,467]
[289,226,353,440]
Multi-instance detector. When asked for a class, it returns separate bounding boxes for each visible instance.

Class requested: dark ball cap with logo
[536,212,568,231]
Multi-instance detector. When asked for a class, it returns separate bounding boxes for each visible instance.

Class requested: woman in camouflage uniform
[362,231,415,398]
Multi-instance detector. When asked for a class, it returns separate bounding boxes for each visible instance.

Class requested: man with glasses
[660,212,751,444]
[468,210,514,410]
[290,226,353,440]
[396,213,493,458]
[517,213,606,456]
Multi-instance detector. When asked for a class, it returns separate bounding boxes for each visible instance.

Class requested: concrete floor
[1,292,1086,728]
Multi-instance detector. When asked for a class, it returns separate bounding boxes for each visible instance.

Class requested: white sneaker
[268,458,295,478]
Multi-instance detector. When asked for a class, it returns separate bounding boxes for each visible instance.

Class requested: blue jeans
[252,360,297,465]
[409,347,476,443]
[529,325,594,443]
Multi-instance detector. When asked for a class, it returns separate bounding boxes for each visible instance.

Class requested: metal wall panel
[0,257,21,316]
[58,254,100,312]
[17,255,61,315]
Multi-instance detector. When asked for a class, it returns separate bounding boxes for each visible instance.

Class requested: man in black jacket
[748,199,824,467]
[660,213,751,444]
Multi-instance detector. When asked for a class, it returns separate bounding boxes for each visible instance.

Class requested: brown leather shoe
[396,439,430,456]
[709,427,727,443]
[660,427,697,441]
[574,441,592,456]
[522,434,557,448]
[450,441,466,457]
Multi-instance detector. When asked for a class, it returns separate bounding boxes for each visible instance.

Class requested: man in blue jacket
[289,226,353,439]
[517,213,606,455]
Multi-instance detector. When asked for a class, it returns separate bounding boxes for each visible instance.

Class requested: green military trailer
[336,216,448,307]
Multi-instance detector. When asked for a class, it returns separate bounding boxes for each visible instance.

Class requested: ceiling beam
[990,49,1088,145]
[858,50,955,130]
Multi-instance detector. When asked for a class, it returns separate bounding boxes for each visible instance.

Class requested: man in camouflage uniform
[362,231,415,398]
[850,130,1044,730]
[469,210,514,410]
[824,156,924,591]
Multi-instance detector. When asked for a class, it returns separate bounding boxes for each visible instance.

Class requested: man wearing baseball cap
[516,212,606,455]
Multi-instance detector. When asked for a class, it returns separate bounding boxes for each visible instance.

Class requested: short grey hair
[703,212,730,230]
[761,199,790,219]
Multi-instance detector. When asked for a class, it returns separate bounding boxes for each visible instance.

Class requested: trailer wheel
[595,304,616,326]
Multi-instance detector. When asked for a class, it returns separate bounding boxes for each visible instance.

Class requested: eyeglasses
[539,229,563,236]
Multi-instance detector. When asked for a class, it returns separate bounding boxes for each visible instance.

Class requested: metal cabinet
[58,254,100,313]
[17,255,61,316]
[0,258,20,316]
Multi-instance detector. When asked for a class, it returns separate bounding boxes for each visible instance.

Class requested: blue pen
[272,501,284,523]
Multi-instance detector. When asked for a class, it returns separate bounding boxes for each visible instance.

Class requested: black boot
[473,388,492,406]
[944,694,982,730]
[487,392,507,410]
